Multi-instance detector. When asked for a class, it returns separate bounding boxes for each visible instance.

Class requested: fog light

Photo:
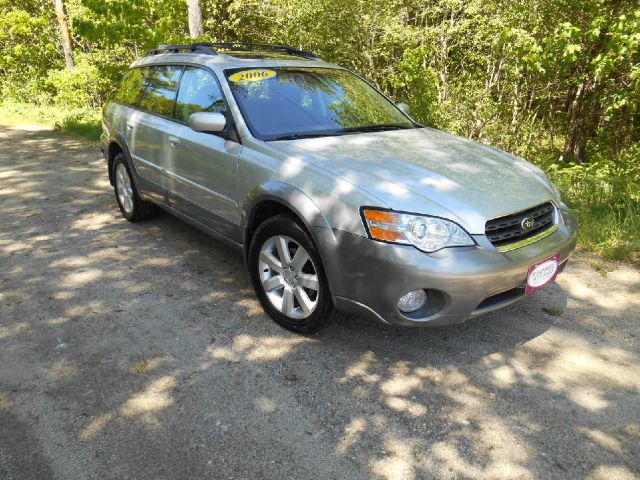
[397,289,427,313]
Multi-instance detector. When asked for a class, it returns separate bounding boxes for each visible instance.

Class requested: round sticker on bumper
[228,69,276,83]
[527,259,558,288]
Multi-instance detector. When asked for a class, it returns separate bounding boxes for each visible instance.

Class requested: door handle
[126,123,134,131]
[168,136,180,147]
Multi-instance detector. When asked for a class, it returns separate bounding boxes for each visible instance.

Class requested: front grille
[485,202,555,248]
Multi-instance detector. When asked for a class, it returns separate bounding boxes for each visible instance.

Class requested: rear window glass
[138,65,183,117]
[114,68,146,106]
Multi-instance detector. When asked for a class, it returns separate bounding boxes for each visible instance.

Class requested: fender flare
[106,134,139,186]
[241,182,337,253]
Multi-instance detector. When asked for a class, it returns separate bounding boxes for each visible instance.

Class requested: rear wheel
[113,153,155,222]
[248,215,339,334]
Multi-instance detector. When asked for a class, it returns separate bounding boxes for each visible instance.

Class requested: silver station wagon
[101,42,577,334]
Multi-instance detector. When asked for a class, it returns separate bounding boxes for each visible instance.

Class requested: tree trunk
[187,0,204,39]
[54,0,74,68]
[561,81,589,163]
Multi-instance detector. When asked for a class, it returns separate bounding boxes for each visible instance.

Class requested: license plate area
[525,253,560,295]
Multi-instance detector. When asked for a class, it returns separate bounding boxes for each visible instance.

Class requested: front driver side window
[138,65,182,117]
[175,67,228,123]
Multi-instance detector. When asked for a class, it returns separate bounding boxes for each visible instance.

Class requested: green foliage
[543,148,640,262]
[56,108,101,141]
[46,55,115,108]
[0,0,638,261]
[0,3,61,102]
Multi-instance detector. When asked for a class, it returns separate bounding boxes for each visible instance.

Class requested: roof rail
[143,42,319,60]
[143,44,217,57]
[200,42,320,59]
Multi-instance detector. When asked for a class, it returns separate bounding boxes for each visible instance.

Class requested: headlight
[361,208,475,252]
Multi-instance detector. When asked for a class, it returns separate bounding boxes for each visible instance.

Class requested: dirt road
[0,124,639,479]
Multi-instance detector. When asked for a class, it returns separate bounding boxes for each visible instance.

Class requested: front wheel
[248,215,340,334]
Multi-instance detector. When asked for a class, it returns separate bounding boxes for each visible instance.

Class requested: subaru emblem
[521,217,535,231]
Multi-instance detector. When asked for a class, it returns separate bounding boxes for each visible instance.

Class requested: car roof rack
[204,42,320,59]
[144,42,320,60]
[144,44,217,56]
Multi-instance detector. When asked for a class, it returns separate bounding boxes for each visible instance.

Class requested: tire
[248,215,340,334]
[112,153,155,222]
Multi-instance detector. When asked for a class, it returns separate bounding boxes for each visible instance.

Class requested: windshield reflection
[225,67,417,140]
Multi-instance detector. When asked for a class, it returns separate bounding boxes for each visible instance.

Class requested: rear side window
[138,65,183,117]
[175,67,228,123]
[114,68,146,106]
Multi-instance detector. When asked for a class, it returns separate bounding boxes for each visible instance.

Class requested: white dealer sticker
[526,253,560,295]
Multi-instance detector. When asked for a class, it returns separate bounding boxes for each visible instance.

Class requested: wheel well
[107,142,123,186]
[245,200,310,252]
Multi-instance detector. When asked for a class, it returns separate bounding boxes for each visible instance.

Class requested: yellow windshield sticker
[228,69,277,83]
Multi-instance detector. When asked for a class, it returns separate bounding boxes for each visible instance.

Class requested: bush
[543,148,640,262]
[45,56,114,109]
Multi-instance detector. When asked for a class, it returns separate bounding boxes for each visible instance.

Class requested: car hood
[269,127,556,234]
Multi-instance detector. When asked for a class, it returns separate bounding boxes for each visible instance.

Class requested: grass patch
[542,152,640,264]
[542,306,564,317]
[58,112,102,141]
[572,205,640,263]
[0,100,101,142]
[134,360,150,374]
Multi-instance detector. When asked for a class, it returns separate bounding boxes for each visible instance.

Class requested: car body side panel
[162,122,243,228]
[127,110,177,192]
[102,103,168,204]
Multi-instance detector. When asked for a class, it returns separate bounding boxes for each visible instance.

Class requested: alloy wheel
[258,235,320,319]
[115,163,134,214]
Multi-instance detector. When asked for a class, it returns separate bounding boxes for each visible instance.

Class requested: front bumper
[315,210,577,327]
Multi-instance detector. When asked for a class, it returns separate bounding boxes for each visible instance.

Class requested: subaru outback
[101,42,577,334]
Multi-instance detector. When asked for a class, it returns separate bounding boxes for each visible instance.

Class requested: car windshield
[224,67,417,141]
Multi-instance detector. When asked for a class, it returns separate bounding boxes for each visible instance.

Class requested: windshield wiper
[269,124,415,141]
[269,132,339,141]
[338,124,415,133]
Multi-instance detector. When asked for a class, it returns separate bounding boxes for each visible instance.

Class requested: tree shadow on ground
[1,125,638,480]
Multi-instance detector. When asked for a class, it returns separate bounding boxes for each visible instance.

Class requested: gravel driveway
[1,124,639,480]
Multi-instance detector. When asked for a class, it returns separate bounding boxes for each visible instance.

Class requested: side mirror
[189,112,227,133]
[397,103,410,115]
